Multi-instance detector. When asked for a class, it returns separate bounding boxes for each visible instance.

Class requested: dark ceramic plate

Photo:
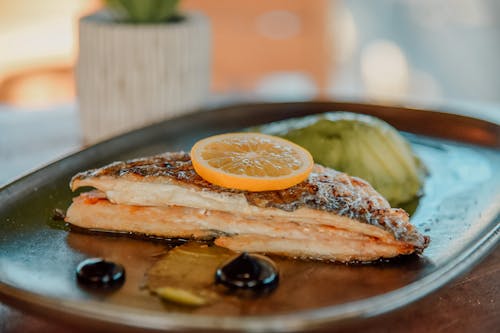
[0,102,499,332]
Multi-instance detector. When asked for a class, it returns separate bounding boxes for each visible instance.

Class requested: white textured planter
[77,11,211,144]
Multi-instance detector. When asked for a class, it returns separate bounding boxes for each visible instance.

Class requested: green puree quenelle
[255,112,426,206]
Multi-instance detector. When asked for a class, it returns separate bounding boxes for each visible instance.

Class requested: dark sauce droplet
[215,252,279,291]
[76,258,125,289]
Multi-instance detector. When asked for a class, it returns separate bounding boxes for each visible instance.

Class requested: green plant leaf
[105,0,180,23]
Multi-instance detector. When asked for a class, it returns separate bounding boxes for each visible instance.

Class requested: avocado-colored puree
[255,112,426,206]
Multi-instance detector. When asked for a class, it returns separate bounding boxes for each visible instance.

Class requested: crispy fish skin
[68,152,429,260]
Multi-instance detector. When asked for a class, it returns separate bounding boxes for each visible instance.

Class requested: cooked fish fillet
[66,152,429,262]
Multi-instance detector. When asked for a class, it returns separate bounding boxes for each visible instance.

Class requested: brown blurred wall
[181,0,333,94]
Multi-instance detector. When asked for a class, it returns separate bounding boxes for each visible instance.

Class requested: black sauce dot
[215,252,279,291]
[76,258,125,289]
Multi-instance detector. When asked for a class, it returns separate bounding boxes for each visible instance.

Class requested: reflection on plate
[66,232,431,315]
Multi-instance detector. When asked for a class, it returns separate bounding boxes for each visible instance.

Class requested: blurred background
[1,0,499,183]
[2,0,500,108]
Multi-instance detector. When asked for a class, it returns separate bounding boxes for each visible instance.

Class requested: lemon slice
[190,133,314,192]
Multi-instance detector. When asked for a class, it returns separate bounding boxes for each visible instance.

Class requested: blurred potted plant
[77,0,211,143]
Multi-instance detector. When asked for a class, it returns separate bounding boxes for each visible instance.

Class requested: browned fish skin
[71,152,429,251]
